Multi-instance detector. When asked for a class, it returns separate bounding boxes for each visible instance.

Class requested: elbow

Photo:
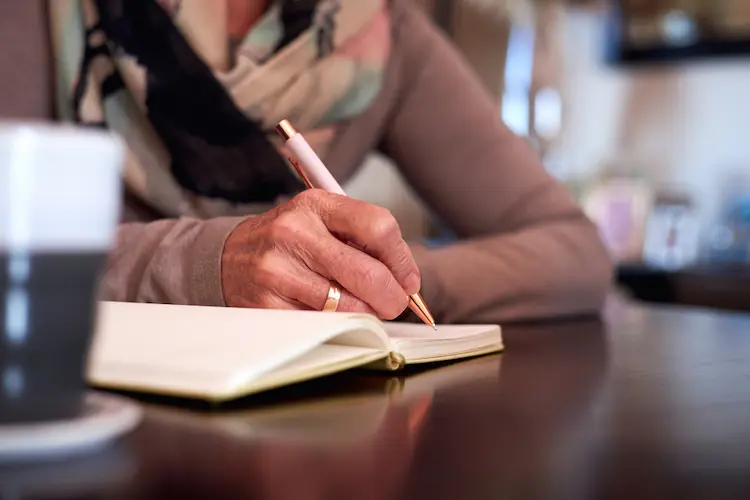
[567,215,615,314]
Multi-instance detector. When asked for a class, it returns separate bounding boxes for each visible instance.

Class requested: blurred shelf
[606,37,750,65]
[617,262,750,312]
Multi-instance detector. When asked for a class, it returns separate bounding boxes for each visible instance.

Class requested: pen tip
[432,323,437,331]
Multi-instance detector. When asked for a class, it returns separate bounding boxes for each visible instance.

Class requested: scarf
[49,0,390,218]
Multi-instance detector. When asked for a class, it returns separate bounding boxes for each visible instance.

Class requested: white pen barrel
[285,134,347,196]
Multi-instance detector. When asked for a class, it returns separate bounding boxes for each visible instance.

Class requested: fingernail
[405,273,421,295]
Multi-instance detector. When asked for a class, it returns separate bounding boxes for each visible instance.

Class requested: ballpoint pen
[275,119,437,330]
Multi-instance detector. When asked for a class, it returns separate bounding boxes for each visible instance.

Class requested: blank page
[384,323,503,364]
[385,323,499,340]
[88,302,390,400]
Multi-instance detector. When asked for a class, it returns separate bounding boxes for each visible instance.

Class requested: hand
[221,189,421,319]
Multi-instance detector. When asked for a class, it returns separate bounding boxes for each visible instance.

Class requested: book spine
[386,352,406,371]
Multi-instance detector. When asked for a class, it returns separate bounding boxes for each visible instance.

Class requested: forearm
[98,216,244,305]
[411,216,613,325]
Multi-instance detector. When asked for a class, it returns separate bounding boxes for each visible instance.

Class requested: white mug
[0,122,123,424]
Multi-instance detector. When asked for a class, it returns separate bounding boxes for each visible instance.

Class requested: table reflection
[403,318,609,498]
[129,393,432,500]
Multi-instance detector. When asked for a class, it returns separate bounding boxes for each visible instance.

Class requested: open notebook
[87,301,503,402]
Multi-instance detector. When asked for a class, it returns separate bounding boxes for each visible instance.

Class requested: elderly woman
[4,0,611,324]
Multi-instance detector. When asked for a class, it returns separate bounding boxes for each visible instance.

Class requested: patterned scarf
[49,0,390,218]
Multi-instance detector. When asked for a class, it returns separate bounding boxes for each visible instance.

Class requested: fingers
[228,289,303,311]
[296,190,422,295]
[306,279,378,316]
[299,234,410,320]
[274,261,378,315]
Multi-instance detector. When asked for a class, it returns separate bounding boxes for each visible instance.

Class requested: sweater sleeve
[98,214,244,306]
[379,1,613,324]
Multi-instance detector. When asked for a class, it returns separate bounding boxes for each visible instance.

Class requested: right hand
[221,189,421,319]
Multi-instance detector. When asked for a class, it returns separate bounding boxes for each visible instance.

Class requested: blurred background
[345,0,750,313]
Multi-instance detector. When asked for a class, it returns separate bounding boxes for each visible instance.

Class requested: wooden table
[3,298,750,499]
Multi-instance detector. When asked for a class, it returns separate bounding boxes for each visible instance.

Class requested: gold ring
[322,281,341,312]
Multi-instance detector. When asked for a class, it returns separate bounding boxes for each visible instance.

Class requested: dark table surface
[3,297,750,499]
[617,262,750,312]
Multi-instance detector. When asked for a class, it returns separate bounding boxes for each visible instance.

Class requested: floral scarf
[49,0,390,218]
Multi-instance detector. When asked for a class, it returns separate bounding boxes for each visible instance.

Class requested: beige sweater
[3,0,613,324]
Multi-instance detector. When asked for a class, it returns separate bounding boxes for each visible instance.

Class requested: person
[3,0,612,325]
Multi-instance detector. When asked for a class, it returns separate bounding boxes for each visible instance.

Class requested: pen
[276,119,437,330]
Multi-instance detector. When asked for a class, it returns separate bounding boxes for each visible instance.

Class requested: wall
[559,9,750,228]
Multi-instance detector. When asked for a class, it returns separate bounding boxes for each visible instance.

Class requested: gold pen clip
[287,156,315,190]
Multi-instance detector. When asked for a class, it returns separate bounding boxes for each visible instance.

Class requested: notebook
[87,301,503,402]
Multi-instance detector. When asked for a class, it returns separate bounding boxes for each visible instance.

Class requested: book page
[381,322,503,365]
[88,302,390,400]
[384,323,498,340]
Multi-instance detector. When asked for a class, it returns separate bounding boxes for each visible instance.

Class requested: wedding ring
[322,281,342,312]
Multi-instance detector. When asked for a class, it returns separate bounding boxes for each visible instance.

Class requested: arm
[100,208,243,305]
[380,1,613,324]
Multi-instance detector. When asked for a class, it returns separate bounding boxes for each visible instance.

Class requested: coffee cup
[0,123,123,424]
